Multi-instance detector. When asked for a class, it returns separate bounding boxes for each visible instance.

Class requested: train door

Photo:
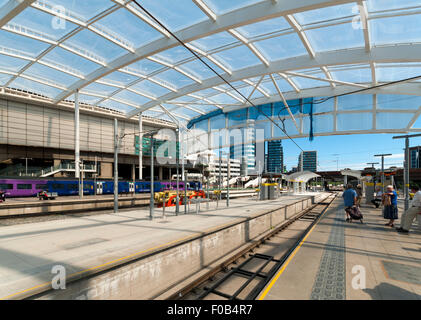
[129,182,134,193]
[96,182,103,195]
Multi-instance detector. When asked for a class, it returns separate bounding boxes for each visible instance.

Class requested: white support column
[138,113,143,180]
[114,118,119,213]
[333,96,338,132]
[74,89,81,198]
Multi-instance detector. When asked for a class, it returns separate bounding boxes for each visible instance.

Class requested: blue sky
[281,133,421,171]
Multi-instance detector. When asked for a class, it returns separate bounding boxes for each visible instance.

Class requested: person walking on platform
[343,184,357,222]
[371,186,383,208]
[383,185,398,227]
[396,186,421,234]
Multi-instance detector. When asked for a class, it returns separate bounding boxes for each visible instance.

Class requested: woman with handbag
[383,185,398,227]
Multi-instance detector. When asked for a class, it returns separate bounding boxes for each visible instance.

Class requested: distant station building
[209,157,241,181]
[298,151,318,172]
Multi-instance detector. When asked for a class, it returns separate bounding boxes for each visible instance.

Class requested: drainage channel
[169,193,337,301]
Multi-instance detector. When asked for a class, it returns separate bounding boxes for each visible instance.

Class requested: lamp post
[220,151,230,207]
[175,128,180,215]
[143,130,160,220]
[150,133,154,220]
[374,154,392,192]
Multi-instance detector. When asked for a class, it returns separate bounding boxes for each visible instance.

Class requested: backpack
[346,206,363,221]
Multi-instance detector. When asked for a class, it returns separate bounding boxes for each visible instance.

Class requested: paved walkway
[260,197,421,300]
[0,193,323,300]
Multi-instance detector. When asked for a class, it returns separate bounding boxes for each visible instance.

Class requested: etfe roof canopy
[286,171,320,183]
[1,0,421,135]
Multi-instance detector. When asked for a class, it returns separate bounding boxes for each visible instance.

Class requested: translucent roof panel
[0,0,420,130]
[151,69,195,90]
[376,63,421,82]
[135,0,209,32]
[61,29,129,63]
[130,80,171,98]
[112,90,151,106]
[101,99,136,113]
[125,59,164,77]
[0,74,13,86]
[370,14,421,46]
[235,17,292,38]
[190,88,219,98]
[305,23,365,52]
[82,82,118,97]
[190,32,237,53]
[376,112,414,130]
[294,3,357,26]
[178,58,224,80]
[43,0,115,21]
[377,95,421,110]
[203,0,265,15]
[10,77,62,98]
[92,8,164,48]
[78,94,102,106]
[0,54,28,72]
[236,86,265,100]
[153,46,193,65]
[100,71,139,87]
[9,6,79,41]
[329,65,372,84]
[292,74,329,90]
[212,45,262,71]
[254,33,308,61]
[23,63,79,88]
[337,94,373,111]
[0,30,50,57]
[367,0,418,13]
[40,47,102,77]
[209,93,239,105]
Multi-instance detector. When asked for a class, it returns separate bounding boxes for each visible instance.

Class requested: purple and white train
[0,179,202,198]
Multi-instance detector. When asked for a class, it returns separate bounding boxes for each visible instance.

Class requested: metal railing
[39,163,97,177]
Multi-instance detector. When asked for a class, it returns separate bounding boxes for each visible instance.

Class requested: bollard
[196,199,199,214]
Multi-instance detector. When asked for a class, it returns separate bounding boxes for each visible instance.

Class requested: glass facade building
[410,146,421,169]
[266,140,284,173]
[229,128,256,171]
[298,151,318,172]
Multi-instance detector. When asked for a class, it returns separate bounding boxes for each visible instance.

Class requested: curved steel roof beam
[0,0,35,28]
[126,44,421,118]
[53,0,357,103]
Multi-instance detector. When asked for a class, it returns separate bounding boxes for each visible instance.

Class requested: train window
[67,184,78,190]
[52,184,64,189]
[0,184,13,190]
[36,184,47,189]
[17,184,32,190]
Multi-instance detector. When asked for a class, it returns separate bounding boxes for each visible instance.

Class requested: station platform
[0,190,262,217]
[0,192,328,300]
[259,197,421,300]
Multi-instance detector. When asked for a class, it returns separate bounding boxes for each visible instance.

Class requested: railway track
[167,193,337,301]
